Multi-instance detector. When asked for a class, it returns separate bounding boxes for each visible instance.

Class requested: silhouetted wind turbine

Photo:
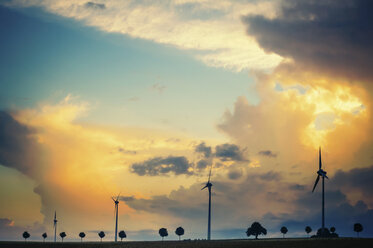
[312,147,329,233]
[112,194,120,242]
[202,165,213,240]
[53,211,57,242]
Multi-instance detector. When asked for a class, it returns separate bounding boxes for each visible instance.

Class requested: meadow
[1,238,372,248]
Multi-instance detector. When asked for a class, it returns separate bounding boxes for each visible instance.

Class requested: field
[1,238,372,248]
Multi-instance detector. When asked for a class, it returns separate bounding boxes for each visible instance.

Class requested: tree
[175,227,185,240]
[159,228,168,241]
[354,223,363,237]
[42,233,47,242]
[305,226,312,237]
[98,231,105,242]
[316,228,330,237]
[22,231,30,242]
[280,226,288,238]
[246,222,267,240]
[60,232,66,242]
[79,232,86,242]
[329,227,339,238]
[118,230,127,241]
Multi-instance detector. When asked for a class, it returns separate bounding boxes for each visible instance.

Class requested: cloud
[332,165,373,206]
[215,143,246,161]
[84,2,106,10]
[0,111,40,176]
[151,83,166,94]
[125,166,373,237]
[196,159,208,169]
[243,0,373,83]
[124,169,306,235]
[0,218,45,241]
[258,150,277,158]
[131,156,193,176]
[3,0,283,71]
[195,142,212,158]
[124,193,205,220]
[259,171,280,181]
[227,168,242,180]
[119,196,135,202]
[118,147,137,155]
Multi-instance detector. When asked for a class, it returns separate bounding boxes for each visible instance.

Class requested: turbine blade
[319,147,322,170]
[201,185,207,190]
[312,175,320,192]
[325,175,329,179]
[208,167,212,183]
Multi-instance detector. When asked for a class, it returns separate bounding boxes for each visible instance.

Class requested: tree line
[21,223,364,242]
[246,222,364,239]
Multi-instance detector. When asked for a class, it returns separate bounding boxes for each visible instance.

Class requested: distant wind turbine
[312,147,329,233]
[112,194,120,242]
[53,211,57,243]
[201,165,213,240]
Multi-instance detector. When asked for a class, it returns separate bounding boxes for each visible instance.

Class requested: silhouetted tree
[159,228,168,241]
[316,228,330,237]
[280,226,288,238]
[305,226,312,237]
[42,232,47,242]
[354,223,363,237]
[119,230,127,241]
[330,227,336,233]
[60,232,66,242]
[175,227,185,240]
[79,232,86,242]
[246,222,267,239]
[98,231,105,242]
[22,231,30,242]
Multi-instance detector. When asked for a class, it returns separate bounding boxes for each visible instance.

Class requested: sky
[0,0,373,242]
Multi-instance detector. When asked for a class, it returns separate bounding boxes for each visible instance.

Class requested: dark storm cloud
[243,0,373,81]
[131,156,193,176]
[84,2,106,10]
[333,165,373,199]
[0,218,45,241]
[278,198,373,237]
[195,142,212,158]
[258,150,277,158]
[0,111,39,176]
[215,143,246,161]
[125,165,373,237]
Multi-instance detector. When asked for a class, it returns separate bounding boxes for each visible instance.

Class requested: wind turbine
[53,211,57,242]
[202,165,213,240]
[312,147,329,234]
[112,194,120,242]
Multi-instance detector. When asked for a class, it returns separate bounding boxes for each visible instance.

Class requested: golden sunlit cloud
[5,0,282,71]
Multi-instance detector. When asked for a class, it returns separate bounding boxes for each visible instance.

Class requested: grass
[1,238,372,248]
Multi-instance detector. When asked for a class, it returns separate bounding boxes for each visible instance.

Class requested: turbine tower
[112,195,120,242]
[202,165,213,240]
[312,147,329,233]
[53,211,57,242]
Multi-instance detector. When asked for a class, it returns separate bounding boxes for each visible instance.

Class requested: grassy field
[1,238,373,248]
